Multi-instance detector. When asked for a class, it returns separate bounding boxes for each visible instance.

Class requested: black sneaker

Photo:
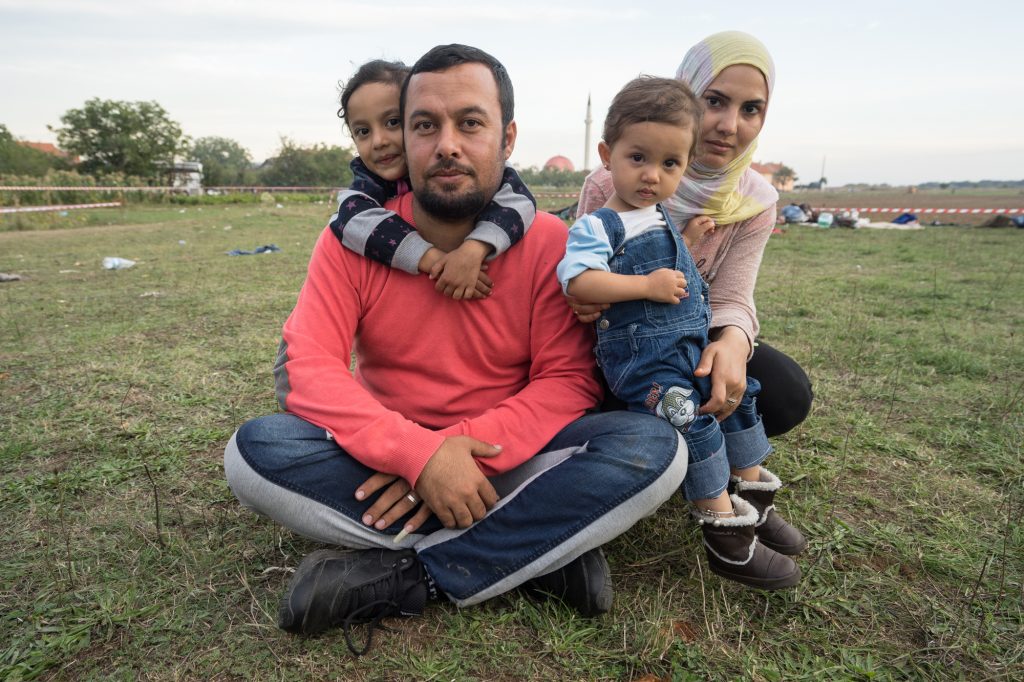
[523,547,613,617]
[278,548,427,655]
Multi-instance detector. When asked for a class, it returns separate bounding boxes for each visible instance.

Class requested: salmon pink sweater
[275,193,601,486]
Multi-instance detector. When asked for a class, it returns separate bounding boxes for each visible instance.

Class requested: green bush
[0,169,154,206]
[258,137,353,187]
[0,168,339,209]
[0,124,70,176]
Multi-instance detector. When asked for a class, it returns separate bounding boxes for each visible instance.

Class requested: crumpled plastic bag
[102,257,136,270]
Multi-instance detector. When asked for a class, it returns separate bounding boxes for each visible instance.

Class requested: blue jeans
[681,378,771,500]
[590,207,771,502]
[224,410,686,607]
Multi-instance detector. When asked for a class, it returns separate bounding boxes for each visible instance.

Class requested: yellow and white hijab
[667,31,779,226]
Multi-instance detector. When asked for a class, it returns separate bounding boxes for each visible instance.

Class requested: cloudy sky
[2,0,1021,186]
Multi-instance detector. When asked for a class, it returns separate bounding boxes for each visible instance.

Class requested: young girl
[331,59,536,299]
[556,76,800,590]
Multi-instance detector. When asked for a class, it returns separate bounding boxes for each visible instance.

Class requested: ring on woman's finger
[405,492,418,505]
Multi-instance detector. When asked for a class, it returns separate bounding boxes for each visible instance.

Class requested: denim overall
[590,207,771,501]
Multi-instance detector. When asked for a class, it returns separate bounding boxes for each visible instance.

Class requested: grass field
[1,203,1022,680]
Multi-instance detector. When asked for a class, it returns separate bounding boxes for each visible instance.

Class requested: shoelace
[342,599,395,656]
[340,561,418,656]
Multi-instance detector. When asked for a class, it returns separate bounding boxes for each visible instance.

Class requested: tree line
[2,98,600,191]
[1,98,354,187]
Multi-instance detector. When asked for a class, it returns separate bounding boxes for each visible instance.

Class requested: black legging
[746,341,813,437]
[599,340,812,437]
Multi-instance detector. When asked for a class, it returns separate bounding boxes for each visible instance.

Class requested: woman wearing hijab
[576,31,812,586]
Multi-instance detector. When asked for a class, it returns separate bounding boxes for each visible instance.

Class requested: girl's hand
[644,268,688,304]
[430,241,492,300]
[417,247,445,275]
[694,325,749,421]
[566,295,609,324]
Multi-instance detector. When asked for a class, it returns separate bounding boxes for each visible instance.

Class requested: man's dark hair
[400,44,514,128]
[337,59,410,125]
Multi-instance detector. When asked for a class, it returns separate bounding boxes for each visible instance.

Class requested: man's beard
[414,156,496,221]
[416,183,487,221]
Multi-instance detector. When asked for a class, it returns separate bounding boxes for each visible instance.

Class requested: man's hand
[355,472,433,535]
[416,436,502,529]
[695,325,750,421]
[644,268,688,304]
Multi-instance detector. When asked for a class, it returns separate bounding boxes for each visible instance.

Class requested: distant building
[18,141,78,163]
[751,161,795,192]
[155,159,203,195]
[544,155,575,172]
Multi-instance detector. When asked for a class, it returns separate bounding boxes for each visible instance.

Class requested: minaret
[583,93,593,172]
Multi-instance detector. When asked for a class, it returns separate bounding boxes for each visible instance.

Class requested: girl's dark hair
[603,76,703,160]
[337,59,411,125]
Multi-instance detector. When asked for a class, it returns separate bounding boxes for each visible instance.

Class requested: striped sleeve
[328,157,431,274]
[465,165,537,258]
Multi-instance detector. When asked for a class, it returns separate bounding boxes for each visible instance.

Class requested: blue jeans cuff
[723,419,772,470]
[682,440,729,501]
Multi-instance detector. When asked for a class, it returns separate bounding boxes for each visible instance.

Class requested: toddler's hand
[682,215,716,249]
[645,268,688,304]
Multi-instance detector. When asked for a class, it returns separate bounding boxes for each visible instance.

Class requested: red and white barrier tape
[207,186,335,191]
[0,202,123,214]
[820,207,1021,215]
[0,185,336,192]
[0,186,170,191]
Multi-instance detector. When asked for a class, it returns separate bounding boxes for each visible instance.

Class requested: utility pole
[583,93,593,172]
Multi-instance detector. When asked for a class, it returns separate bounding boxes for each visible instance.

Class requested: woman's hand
[694,325,750,421]
[566,295,610,324]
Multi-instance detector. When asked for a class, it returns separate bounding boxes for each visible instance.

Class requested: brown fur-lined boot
[694,495,801,590]
[731,468,807,555]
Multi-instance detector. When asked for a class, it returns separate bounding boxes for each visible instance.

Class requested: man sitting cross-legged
[224,43,687,655]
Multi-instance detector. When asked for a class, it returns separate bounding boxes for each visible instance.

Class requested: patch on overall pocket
[656,386,697,431]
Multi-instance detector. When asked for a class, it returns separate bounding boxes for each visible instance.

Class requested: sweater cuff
[710,316,755,360]
[384,427,447,487]
[466,223,510,260]
[392,233,433,275]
